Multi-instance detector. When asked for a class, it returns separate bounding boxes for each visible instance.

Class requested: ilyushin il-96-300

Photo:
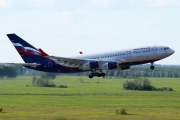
[6,34,175,78]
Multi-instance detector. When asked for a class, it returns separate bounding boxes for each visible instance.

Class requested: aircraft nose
[170,49,175,55]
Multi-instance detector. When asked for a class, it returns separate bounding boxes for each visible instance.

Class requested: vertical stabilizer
[7,34,46,63]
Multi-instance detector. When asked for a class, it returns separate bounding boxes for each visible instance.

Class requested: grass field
[0,76,180,120]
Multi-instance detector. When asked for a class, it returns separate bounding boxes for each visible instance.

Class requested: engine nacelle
[101,62,119,70]
[80,61,100,70]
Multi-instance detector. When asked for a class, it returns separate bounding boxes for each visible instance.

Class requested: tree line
[1,65,180,78]
[0,65,17,78]
[80,65,180,78]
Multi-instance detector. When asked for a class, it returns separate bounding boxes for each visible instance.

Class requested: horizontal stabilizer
[7,63,41,67]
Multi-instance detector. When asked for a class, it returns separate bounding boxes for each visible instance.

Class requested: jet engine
[101,62,119,70]
[80,61,100,70]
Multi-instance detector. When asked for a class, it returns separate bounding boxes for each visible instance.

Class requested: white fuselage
[76,46,174,70]
[7,33,175,78]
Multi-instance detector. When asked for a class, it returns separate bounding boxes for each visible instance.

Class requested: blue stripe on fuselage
[25,58,161,73]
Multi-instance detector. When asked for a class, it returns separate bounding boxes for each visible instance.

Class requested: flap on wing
[45,56,87,65]
[8,63,41,66]
[45,56,115,66]
[45,56,85,61]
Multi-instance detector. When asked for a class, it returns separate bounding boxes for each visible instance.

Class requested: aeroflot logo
[12,42,41,55]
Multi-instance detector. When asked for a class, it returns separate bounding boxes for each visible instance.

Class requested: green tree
[123,78,153,90]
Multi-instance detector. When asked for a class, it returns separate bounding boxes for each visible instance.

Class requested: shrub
[123,78,173,91]
[115,107,127,115]
[32,78,56,87]
[79,77,84,83]
[41,72,56,80]
[0,108,3,113]
[123,78,153,90]
[155,87,173,91]
[57,85,68,88]
[32,76,37,86]
[168,87,173,91]
[32,77,68,88]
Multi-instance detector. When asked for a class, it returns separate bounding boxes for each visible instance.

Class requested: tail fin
[7,34,47,63]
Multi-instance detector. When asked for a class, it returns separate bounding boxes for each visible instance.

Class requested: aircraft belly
[131,55,147,62]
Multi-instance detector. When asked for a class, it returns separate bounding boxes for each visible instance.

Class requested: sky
[0,0,180,65]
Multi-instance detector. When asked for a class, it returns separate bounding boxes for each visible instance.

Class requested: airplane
[6,34,175,78]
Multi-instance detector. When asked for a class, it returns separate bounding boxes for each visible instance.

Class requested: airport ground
[0,76,180,120]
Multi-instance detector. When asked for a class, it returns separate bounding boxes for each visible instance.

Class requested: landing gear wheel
[88,72,106,78]
[89,74,94,79]
[150,66,155,70]
[101,73,105,77]
[97,73,101,77]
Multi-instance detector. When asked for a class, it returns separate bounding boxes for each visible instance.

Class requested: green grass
[0,76,180,120]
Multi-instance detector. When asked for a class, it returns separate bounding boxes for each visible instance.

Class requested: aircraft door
[153,47,157,54]
[127,51,131,57]
[48,60,52,67]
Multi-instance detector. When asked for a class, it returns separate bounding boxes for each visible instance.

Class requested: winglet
[39,48,49,56]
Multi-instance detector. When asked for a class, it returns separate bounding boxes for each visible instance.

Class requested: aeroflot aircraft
[6,34,175,78]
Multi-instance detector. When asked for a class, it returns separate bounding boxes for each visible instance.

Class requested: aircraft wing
[40,48,93,65]
[45,55,120,66]
[7,63,41,67]
[40,48,112,66]
[45,56,92,65]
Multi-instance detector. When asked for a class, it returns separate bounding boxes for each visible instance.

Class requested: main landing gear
[89,72,105,78]
[150,62,155,70]
[89,70,106,79]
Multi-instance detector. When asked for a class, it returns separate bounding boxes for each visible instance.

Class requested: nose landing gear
[150,66,155,70]
[150,62,155,70]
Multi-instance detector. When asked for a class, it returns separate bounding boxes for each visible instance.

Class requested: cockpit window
[164,47,170,50]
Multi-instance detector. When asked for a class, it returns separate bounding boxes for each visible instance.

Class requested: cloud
[131,15,156,28]
[88,0,116,10]
[0,0,11,8]
[27,0,55,8]
[131,16,139,23]
[142,19,155,27]
[155,0,180,7]
[130,0,180,8]
[62,12,72,24]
